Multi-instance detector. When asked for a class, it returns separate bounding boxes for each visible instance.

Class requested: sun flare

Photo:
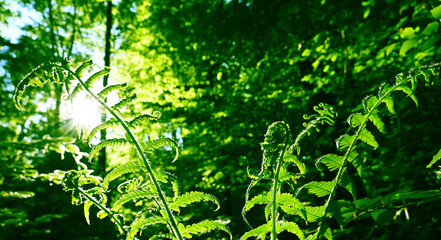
[71,92,101,127]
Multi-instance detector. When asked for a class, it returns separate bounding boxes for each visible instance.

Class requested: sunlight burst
[71,92,101,128]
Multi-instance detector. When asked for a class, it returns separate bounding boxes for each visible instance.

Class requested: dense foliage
[2,0,441,239]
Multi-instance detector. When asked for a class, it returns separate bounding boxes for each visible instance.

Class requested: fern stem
[315,79,409,237]
[76,186,126,234]
[271,124,290,240]
[62,65,185,240]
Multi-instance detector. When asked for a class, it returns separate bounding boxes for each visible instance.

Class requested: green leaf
[276,220,305,240]
[421,21,439,35]
[103,161,143,190]
[362,95,378,112]
[111,189,156,212]
[329,200,356,228]
[84,200,93,225]
[378,82,393,98]
[427,148,441,168]
[431,4,441,19]
[170,191,220,212]
[396,85,418,107]
[243,192,271,213]
[185,220,232,239]
[277,193,304,209]
[347,113,365,128]
[381,96,396,114]
[89,138,132,161]
[126,216,167,240]
[87,119,121,142]
[240,222,271,240]
[371,209,395,224]
[111,94,137,111]
[336,134,355,151]
[97,210,108,219]
[84,67,110,88]
[284,152,306,174]
[368,113,386,133]
[317,154,344,171]
[339,175,357,200]
[399,38,419,56]
[74,60,93,77]
[97,83,128,98]
[358,128,379,148]
[304,206,325,223]
[142,138,180,163]
[302,180,337,197]
[129,111,162,126]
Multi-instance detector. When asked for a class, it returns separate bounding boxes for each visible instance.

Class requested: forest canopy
[1,0,441,239]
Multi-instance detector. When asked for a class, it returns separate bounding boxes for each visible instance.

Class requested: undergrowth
[13,60,441,239]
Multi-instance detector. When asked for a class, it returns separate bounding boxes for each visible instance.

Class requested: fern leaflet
[103,160,143,190]
[89,138,132,161]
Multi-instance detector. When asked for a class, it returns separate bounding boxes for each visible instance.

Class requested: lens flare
[71,92,101,128]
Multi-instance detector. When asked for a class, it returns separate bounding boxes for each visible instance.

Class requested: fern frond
[347,113,364,128]
[111,189,156,212]
[300,180,337,198]
[335,134,355,151]
[240,222,271,240]
[74,59,93,77]
[303,206,326,223]
[316,154,343,172]
[126,216,167,240]
[396,84,418,107]
[243,192,271,213]
[368,112,386,133]
[129,111,162,127]
[172,180,179,201]
[283,151,306,174]
[427,148,441,168]
[277,193,303,209]
[85,67,110,88]
[84,200,94,225]
[339,175,357,200]
[87,119,121,142]
[358,128,378,149]
[170,191,220,212]
[103,161,143,190]
[381,96,395,114]
[14,63,53,111]
[89,138,132,161]
[362,95,378,112]
[97,83,128,99]
[276,220,305,240]
[182,220,232,239]
[142,138,180,163]
[112,94,137,111]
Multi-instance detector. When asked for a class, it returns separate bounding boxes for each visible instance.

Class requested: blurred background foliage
[1,0,441,239]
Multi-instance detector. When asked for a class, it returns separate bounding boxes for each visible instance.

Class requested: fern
[242,103,337,240]
[13,60,230,240]
[242,63,441,240]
